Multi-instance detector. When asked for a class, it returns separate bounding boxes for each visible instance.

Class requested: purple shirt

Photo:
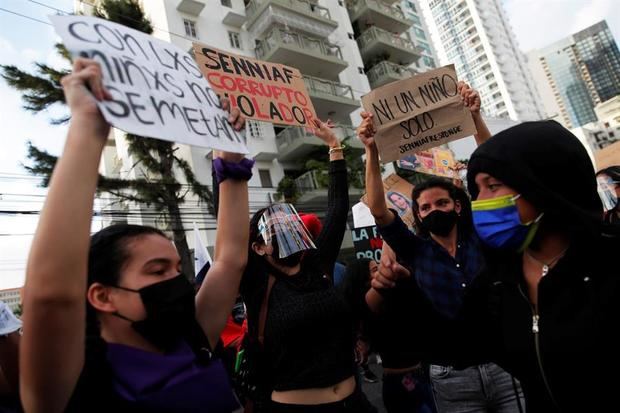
[107,340,240,412]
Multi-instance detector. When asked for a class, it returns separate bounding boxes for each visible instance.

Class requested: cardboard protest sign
[362,65,476,163]
[351,226,383,262]
[193,43,317,127]
[595,140,620,170]
[50,15,247,153]
[361,173,416,229]
[397,147,457,178]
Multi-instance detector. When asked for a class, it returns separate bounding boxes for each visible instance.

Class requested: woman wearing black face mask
[21,59,250,412]
[359,83,526,413]
[238,120,377,413]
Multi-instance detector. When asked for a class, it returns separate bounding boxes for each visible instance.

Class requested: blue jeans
[430,363,525,413]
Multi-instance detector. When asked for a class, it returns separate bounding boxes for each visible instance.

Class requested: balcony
[255,28,348,80]
[177,0,205,15]
[222,0,246,27]
[295,170,364,204]
[275,123,360,161]
[348,0,413,34]
[245,0,338,38]
[357,26,421,66]
[303,76,359,123]
[366,61,417,89]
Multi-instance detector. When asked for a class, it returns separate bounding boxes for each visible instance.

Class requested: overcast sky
[0,0,618,289]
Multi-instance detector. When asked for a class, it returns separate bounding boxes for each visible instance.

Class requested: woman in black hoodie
[376,120,620,412]
[461,120,620,412]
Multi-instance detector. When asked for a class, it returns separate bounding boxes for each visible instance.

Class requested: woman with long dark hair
[376,120,620,411]
[239,120,377,413]
[20,59,251,412]
[596,165,620,224]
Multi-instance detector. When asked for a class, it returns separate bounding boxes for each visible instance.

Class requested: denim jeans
[430,363,525,413]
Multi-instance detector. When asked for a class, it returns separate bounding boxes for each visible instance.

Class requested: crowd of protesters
[0,51,619,413]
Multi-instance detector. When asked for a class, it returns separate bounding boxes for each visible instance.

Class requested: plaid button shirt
[378,213,484,319]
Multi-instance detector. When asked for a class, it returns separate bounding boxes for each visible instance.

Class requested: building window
[228,31,242,49]
[183,19,197,38]
[247,121,262,139]
[221,0,232,6]
[259,169,273,188]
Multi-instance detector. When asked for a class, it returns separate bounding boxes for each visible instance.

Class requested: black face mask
[113,274,196,351]
[269,241,304,268]
[420,209,458,237]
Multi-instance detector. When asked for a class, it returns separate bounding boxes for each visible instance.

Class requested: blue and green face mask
[472,194,543,252]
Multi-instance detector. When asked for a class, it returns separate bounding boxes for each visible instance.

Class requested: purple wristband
[213,157,255,184]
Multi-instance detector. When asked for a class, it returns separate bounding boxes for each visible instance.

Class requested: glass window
[221,0,232,7]
[259,170,273,188]
[228,31,242,49]
[183,19,197,38]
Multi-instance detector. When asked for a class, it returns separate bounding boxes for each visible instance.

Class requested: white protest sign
[50,15,248,154]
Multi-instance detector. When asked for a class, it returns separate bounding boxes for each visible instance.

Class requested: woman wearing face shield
[20,59,251,412]
[596,166,620,224]
[239,120,377,413]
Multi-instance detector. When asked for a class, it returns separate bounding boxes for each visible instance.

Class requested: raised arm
[358,112,393,226]
[310,118,349,272]
[21,59,111,413]
[458,82,491,145]
[196,101,250,348]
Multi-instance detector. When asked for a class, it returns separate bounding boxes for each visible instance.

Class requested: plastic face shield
[597,175,619,212]
[258,204,317,258]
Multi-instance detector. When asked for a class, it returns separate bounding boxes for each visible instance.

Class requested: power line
[0,6,53,26]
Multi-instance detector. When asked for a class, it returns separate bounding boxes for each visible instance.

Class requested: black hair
[249,207,269,247]
[597,166,620,182]
[86,224,166,335]
[410,178,473,237]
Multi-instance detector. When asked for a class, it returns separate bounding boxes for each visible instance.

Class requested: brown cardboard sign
[595,140,620,170]
[362,65,476,163]
[193,43,317,127]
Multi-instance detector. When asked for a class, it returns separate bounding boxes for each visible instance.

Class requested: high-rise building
[401,0,439,72]
[76,0,371,255]
[346,0,421,90]
[420,0,544,121]
[528,21,620,129]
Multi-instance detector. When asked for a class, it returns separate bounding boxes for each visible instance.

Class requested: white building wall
[81,0,369,251]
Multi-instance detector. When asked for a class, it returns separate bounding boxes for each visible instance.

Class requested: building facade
[401,0,439,72]
[528,21,620,129]
[77,0,374,255]
[420,0,544,121]
[0,288,21,313]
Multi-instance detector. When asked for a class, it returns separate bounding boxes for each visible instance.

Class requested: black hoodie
[459,121,620,412]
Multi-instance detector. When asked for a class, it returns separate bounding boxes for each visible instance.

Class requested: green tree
[1,0,213,278]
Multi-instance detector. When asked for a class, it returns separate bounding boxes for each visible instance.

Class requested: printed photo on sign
[361,65,476,163]
[50,14,248,154]
[361,173,416,230]
[397,147,457,178]
[193,43,317,128]
[351,226,383,262]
